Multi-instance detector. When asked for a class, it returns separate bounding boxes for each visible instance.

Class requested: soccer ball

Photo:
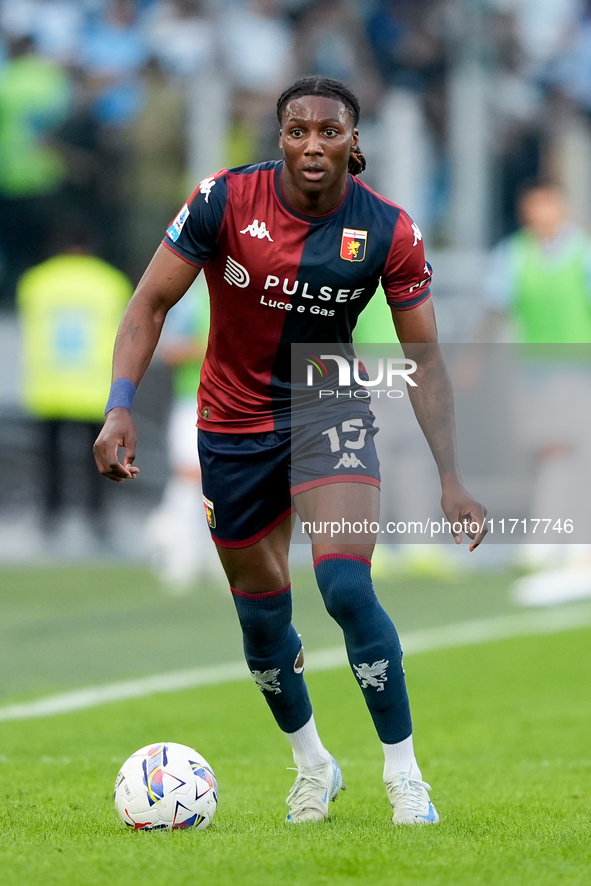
[113,742,218,830]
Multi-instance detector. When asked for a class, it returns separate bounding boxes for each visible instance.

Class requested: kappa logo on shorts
[340,228,367,262]
[202,494,216,529]
[223,255,250,288]
[334,452,367,469]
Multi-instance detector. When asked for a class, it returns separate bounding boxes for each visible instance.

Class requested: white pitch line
[2,602,591,723]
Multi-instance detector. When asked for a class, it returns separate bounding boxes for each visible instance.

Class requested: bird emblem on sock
[251,668,282,694]
[353,659,389,691]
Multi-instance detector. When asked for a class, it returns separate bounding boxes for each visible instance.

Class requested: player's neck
[280,170,348,217]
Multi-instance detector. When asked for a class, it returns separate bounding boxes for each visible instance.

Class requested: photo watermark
[290,342,591,545]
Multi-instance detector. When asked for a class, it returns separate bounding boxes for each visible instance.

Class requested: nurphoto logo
[305,353,417,400]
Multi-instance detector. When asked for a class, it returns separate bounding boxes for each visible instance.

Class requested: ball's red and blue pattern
[114,742,218,830]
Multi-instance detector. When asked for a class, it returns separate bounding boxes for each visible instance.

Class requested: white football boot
[385,771,439,824]
[286,756,344,822]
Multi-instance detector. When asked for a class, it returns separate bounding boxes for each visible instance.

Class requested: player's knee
[231,586,292,651]
[320,582,377,626]
[314,556,376,625]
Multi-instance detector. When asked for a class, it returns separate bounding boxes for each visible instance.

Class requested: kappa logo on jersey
[334,452,367,470]
[198,175,217,203]
[166,204,189,242]
[240,219,273,241]
[223,256,250,288]
[202,494,216,529]
[411,222,423,246]
[340,228,367,262]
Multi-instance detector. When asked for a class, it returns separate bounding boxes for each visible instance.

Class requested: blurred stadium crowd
[2,0,591,299]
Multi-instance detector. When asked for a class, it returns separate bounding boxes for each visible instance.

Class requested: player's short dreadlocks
[276,76,367,176]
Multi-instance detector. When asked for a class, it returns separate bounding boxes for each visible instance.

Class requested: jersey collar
[274,161,351,223]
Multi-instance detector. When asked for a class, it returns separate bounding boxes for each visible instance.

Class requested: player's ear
[351,128,359,150]
[279,130,284,153]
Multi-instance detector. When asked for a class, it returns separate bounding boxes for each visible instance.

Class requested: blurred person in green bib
[483,182,591,344]
[481,181,591,597]
[0,35,71,303]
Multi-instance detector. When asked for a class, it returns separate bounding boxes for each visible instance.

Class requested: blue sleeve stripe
[386,288,432,311]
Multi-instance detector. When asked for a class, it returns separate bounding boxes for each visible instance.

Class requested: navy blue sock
[231,584,313,733]
[314,554,412,744]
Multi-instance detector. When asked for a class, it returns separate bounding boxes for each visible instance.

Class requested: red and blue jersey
[163,160,432,433]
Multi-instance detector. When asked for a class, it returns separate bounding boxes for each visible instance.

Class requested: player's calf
[231,584,312,733]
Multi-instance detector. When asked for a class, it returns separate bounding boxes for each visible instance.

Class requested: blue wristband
[105,378,137,414]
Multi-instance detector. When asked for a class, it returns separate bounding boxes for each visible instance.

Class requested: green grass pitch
[0,565,590,884]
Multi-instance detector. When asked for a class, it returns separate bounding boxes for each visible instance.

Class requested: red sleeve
[381,211,432,310]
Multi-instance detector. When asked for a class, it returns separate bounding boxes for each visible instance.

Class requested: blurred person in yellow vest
[17,230,132,539]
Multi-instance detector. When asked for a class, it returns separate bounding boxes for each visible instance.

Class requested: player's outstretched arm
[93,245,200,482]
[391,300,488,550]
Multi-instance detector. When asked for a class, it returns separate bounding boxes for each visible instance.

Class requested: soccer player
[94,76,487,825]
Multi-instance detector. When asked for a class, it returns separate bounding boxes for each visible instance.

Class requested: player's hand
[93,408,140,483]
[440,477,488,551]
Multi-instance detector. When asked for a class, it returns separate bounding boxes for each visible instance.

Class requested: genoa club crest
[340,228,368,262]
[202,495,216,529]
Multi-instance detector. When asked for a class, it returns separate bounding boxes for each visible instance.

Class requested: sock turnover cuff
[313,553,372,569]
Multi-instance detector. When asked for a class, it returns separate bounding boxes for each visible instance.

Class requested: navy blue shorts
[198,412,380,547]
